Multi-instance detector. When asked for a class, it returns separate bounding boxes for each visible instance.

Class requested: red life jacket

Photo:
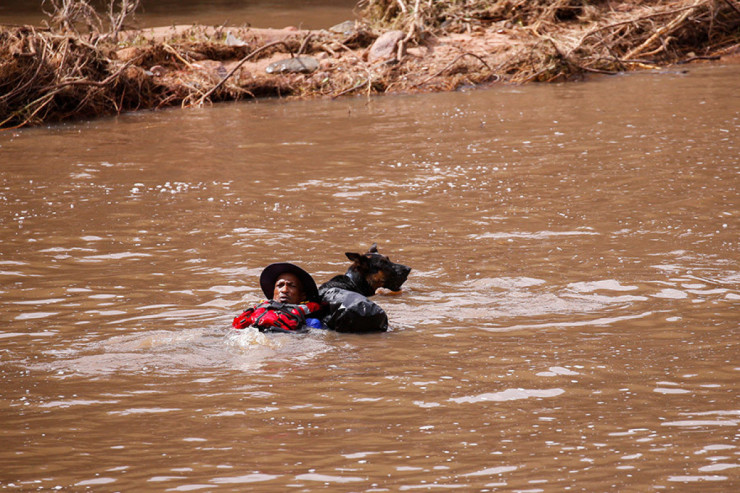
[232,300,323,333]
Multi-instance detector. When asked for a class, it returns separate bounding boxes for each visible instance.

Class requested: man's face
[273,273,305,304]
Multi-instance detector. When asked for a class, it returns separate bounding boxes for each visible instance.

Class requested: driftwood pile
[362,0,740,81]
[1,0,738,129]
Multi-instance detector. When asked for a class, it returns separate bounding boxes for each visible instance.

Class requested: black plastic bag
[320,287,389,333]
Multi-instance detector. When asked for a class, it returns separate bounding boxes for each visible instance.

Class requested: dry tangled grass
[361,0,599,31]
[0,26,154,128]
[499,0,740,82]
[0,24,338,129]
[1,0,738,128]
[362,0,740,81]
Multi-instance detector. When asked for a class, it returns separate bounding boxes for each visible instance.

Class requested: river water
[0,0,358,30]
[1,52,739,490]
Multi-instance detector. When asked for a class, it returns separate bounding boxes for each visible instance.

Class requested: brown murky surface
[0,0,358,30]
[1,64,738,491]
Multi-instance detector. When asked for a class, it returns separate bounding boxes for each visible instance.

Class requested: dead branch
[107,0,141,42]
[192,40,296,106]
[417,52,492,85]
[625,1,703,60]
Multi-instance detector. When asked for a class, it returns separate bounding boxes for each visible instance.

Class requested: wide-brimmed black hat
[259,262,319,301]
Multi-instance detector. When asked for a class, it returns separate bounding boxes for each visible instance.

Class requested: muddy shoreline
[2,0,738,129]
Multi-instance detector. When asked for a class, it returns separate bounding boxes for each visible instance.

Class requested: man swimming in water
[232,262,325,332]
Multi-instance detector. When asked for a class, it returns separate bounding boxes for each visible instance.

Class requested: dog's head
[345,243,411,292]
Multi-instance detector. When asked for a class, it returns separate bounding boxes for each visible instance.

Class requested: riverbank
[2,0,738,129]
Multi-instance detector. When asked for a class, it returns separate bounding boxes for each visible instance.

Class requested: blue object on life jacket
[305,318,326,329]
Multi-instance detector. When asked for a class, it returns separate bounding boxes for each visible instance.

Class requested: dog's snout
[395,264,411,279]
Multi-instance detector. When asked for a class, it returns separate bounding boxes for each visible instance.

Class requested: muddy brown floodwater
[1,63,738,491]
[0,0,359,30]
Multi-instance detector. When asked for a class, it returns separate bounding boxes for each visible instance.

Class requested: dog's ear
[368,243,378,254]
[345,252,364,264]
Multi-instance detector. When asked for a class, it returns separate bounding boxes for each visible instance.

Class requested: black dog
[318,244,411,332]
[319,243,411,298]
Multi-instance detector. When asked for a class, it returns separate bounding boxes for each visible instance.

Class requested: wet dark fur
[319,243,411,298]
